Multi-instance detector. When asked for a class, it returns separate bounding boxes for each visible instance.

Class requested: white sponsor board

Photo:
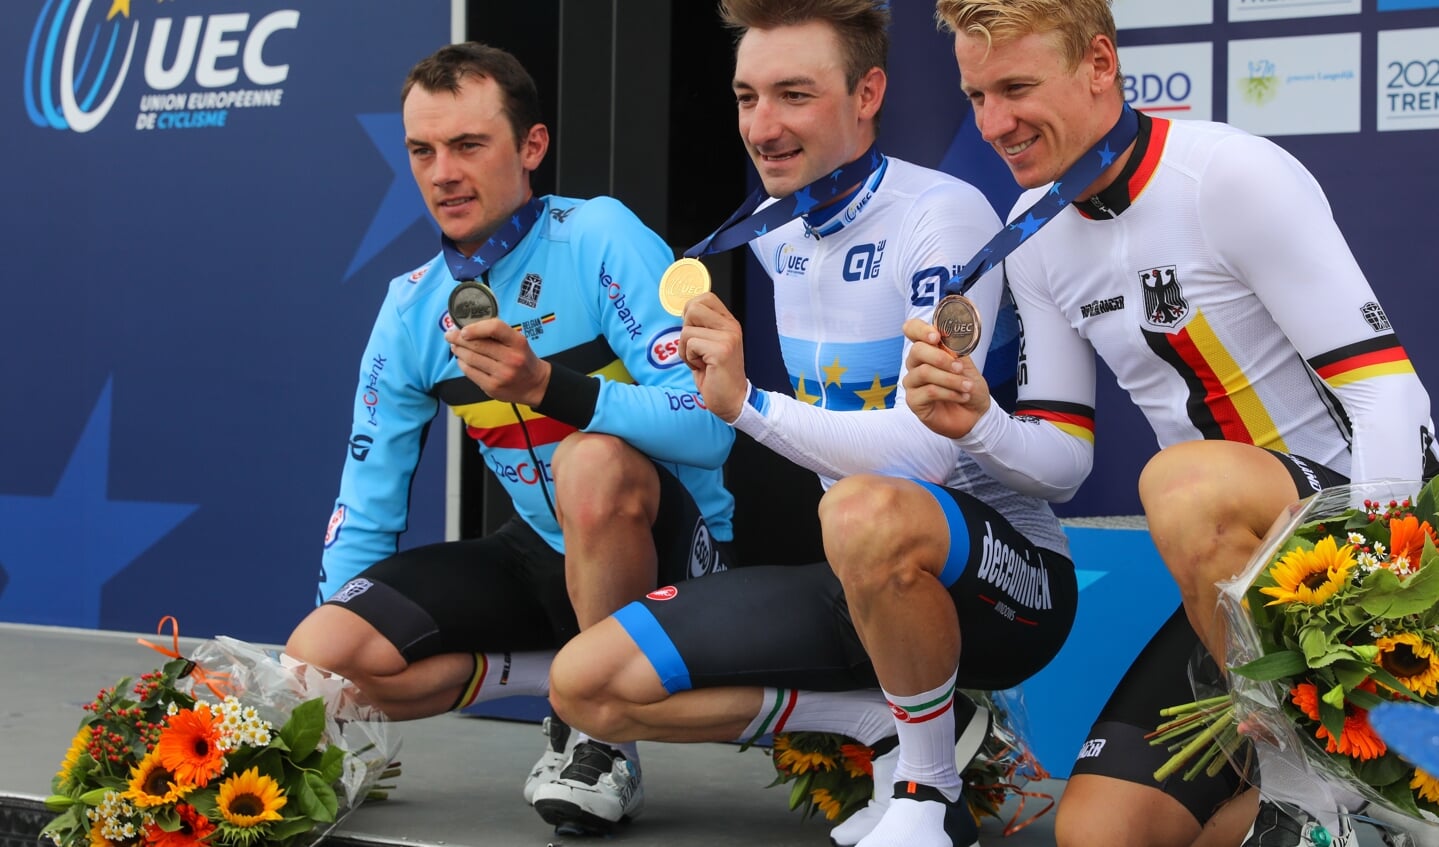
[1113,0,1212,29]
[1229,0,1362,22]
[1228,33,1361,136]
[1118,43,1213,121]
[1378,28,1439,132]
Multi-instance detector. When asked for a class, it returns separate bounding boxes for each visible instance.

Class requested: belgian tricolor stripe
[511,313,557,332]
[1309,337,1414,388]
[1013,400,1096,444]
[435,334,632,451]
[1143,312,1286,450]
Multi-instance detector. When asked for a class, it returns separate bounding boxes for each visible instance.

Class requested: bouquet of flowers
[1154,480,1439,834]
[41,623,399,847]
[767,687,1053,834]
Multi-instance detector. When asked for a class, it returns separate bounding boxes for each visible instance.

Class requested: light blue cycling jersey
[318,195,735,601]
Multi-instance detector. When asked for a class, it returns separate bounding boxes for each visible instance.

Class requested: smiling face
[403,74,548,255]
[954,28,1122,193]
[733,19,884,199]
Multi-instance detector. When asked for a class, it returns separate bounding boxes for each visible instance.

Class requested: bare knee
[819,475,943,598]
[552,433,658,530]
[285,605,403,681]
[548,622,646,740]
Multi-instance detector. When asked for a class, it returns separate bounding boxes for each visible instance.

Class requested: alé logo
[25,0,299,133]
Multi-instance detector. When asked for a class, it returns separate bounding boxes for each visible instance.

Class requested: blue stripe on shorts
[613,601,693,694]
[912,479,969,588]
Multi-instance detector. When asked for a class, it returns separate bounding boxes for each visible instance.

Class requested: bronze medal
[448,280,499,327]
[658,258,712,317]
[933,294,982,356]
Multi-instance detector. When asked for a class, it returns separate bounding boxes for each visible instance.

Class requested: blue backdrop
[1,0,451,641]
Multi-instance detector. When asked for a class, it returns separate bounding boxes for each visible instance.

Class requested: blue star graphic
[344,113,437,281]
[791,187,817,215]
[1048,181,1064,197]
[1098,143,1117,167]
[830,168,844,181]
[0,380,198,627]
[870,151,882,170]
[754,224,768,237]
[1012,212,1047,239]
[511,214,522,229]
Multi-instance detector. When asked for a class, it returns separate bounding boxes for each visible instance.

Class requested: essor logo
[646,586,678,601]
[349,433,373,462]
[665,391,707,411]
[647,328,683,369]
[25,1,300,133]
[489,456,554,486]
[1123,72,1193,111]
[409,266,430,283]
[323,505,346,548]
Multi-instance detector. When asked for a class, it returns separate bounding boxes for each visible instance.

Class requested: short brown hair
[401,42,544,147]
[935,0,1117,72]
[718,0,890,93]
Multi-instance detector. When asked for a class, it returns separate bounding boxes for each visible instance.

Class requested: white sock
[1256,744,1363,833]
[452,650,555,709]
[885,670,962,798]
[735,688,896,746]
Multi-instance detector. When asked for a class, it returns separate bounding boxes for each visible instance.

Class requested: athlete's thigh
[1069,606,1246,826]
[323,519,563,662]
[914,481,1079,690]
[650,462,738,584]
[612,563,877,694]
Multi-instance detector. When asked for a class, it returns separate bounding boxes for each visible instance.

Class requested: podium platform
[0,623,1065,847]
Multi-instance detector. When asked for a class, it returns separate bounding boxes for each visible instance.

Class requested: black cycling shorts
[1069,451,1347,823]
[613,482,1076,694]
[322,462,734,662]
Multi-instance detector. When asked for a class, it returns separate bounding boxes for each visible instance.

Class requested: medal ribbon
[441,196,545,281]
[944,105,1138,296]
[683,143,884,258]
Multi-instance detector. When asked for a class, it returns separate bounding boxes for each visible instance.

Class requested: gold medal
[933,294,982,357]
[658,258,712,317]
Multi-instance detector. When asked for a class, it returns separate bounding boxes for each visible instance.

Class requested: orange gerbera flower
[1413,768,1439,804]
[142,803,216,847]
[1261,536,1354,606]
[839,743,874,779]
[156,704,225,787]
[1376,633,1439,698]
[1291,680,1387,760]
[1386,515,1433,573]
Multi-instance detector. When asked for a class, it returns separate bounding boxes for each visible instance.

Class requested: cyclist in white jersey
[903,2,1439,846]
[548,3,1076,846]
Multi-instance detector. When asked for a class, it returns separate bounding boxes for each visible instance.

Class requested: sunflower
[124,751,194,808]
[1386,515,1434,574]
[55,727,90,790]
[1260,536,1355,606]
[1375,633,1439,698]
[810,788,844,821]
[772,734,836,775]
[141,803,216,847]
[1290,680,1387,760]
[839,743,874,779]
[1413,768,1439,804]
[155,704,226,787]
[216,767,286,827]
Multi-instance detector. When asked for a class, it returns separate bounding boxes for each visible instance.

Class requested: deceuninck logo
[25,0,300,134]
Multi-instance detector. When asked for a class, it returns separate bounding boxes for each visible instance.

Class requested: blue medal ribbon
[683,144,885,258]
[440,196,546,281]
[944,105,1139,296]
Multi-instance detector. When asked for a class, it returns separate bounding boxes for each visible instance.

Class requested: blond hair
[934,0,1117,72]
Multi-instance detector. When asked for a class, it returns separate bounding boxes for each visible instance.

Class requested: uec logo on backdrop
[25,0,299,133]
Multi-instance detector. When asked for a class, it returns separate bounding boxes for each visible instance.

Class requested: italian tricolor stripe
[890,682,956,724]
[1144,312,1286,450]
[1310,337,1414,388]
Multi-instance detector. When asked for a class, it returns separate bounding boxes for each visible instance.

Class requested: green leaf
[187,789,219,818]
[316,744,346,785]
[1360,561,1439,618]
[1352,752,1408,788]
[1319,685,1346,743]
[267,816,319,842]
[1233,650,1309,681]
[78,787,113,806]
[150,805,181,833]
[43,794,74,811]
[787,772,812,812]
[279,698,326,762]
[295,771,339,823]
[1379,777,1424,817]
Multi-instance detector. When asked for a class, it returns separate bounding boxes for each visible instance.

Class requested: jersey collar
[1074,110,1168,220]
[803,155,890,238]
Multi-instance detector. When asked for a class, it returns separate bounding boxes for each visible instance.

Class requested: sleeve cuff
[533,364,600,429]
